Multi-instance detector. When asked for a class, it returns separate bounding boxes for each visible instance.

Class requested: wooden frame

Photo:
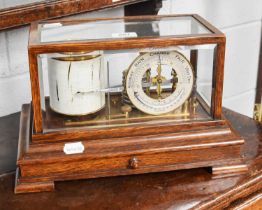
[28,14,226,133]
[15,14,246,194]
[0,0,149,30]
[0,109,259,207]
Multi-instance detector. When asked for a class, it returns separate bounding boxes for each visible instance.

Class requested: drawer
[20,144,242,178]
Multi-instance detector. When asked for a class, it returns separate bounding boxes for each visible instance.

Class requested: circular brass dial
[126,51,194,115]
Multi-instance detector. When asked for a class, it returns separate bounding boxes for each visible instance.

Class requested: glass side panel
[38,45,215,133]
[196,44,217,114]
[40,16,211,43]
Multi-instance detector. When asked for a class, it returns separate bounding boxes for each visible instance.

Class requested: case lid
[39,15,211,43]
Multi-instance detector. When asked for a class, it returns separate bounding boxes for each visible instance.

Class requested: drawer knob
[129,157,139,169]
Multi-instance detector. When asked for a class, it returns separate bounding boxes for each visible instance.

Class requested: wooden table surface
[0,109,261,210]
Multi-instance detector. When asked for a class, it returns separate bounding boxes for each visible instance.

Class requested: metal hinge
[254,97,262,123]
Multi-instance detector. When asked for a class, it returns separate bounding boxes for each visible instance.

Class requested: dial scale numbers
[126,51,194,115]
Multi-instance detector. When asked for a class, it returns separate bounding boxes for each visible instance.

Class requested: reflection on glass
[40,16,211,43]
[38,47,214,133]
[196,45,216,112]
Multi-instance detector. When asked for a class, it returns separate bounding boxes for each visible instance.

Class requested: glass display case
[29,15,221,134]
[15,15,246,194]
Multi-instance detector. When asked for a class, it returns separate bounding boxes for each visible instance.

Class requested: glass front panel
[40,16,211,43]
[38,44,215,133]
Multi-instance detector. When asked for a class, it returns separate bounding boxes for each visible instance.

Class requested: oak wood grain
[15,104,245,194]
[0,109,260,209]
[211,42,226,119]
[0,0,150,30]
[28,14,226,132]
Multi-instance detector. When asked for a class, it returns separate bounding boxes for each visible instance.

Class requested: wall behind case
[159,0,262,117]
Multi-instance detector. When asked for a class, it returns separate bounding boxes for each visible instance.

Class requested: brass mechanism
[254,96,262,123]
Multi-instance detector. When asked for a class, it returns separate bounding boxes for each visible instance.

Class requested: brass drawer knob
[129,157,138,169]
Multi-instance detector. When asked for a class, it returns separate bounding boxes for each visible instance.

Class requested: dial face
[126,51,194,115]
